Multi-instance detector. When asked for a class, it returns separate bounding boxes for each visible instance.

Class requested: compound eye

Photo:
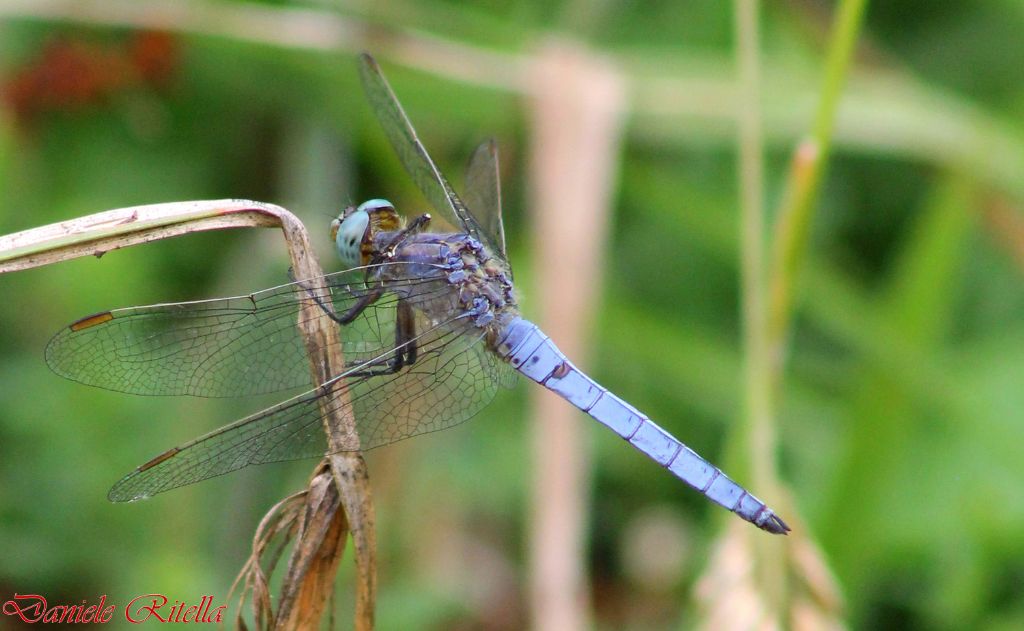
[335,209,370,268]
[357,198,394,213]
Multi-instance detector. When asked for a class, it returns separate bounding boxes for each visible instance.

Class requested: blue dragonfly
[46,54,788,534]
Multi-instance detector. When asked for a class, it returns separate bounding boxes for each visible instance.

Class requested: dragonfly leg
[337,287,384,325]
[288,268,384,327]
[400,299,418,365]
[294,275,414,376]
[347,298,417,377]
[293,276,414,377]
[373,213,432,263]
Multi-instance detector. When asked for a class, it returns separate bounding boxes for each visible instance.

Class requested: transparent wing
[492,358,519,390]
[358,53,501,256]
[107,317,507,501]
[45,264,451,398]
[463,139,506,257]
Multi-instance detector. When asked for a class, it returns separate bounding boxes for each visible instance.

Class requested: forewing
[463,139,506,257]
[108,315,506,501]
[45,266,450,398]
[358,53,491,246]
[47,288,310,397]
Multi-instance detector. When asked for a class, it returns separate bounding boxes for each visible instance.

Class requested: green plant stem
[766,0,869,378]
[735,0,771,492]
[734,0,789,616]
[731,0,867,616]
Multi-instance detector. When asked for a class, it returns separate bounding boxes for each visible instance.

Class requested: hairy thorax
[372,231,519,344]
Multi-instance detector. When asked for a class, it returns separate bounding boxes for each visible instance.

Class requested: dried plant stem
[229,491,307,628]
[0,199,375,630]
[275,468,348,628]
[0,0,526,92]
[525,43,625,631]
[4,0,1022,203]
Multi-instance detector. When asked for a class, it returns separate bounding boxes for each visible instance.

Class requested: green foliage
[1,2,1023,629]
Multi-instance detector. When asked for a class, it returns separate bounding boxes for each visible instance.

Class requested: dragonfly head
[331,198,401,268]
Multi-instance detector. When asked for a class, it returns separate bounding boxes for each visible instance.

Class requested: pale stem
[526,43,626,631]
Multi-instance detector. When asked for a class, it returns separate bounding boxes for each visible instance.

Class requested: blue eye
[335,209,370,268]
[357,198,393,213]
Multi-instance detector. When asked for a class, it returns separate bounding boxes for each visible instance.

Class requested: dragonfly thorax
[370,231,519,341]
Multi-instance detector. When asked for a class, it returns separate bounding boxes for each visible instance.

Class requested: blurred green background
[1,1,1023,629]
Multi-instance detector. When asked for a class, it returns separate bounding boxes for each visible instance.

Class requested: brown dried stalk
[0,199,376,630]
[524,43,626,631]
[230,465,353,629]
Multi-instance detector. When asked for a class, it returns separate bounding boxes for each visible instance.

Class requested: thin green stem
[735,0,771,486]
[767,0,869,373]
[734,0,788,616]
[729,0,868,617]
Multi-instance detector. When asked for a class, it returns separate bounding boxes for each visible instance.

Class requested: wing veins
[109,311,482,500]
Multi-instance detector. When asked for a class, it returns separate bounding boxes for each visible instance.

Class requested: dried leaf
[695,506,845,631]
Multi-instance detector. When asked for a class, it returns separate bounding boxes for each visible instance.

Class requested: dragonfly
[45,53,789,535]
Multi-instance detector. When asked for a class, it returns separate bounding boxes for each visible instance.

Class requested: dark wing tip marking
[360,51,378,68]
[138,447,181,472]
[69,311,114,332]
[108,447,182,503]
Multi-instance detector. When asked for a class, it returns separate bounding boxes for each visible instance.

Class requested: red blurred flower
[2,31,179,124]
